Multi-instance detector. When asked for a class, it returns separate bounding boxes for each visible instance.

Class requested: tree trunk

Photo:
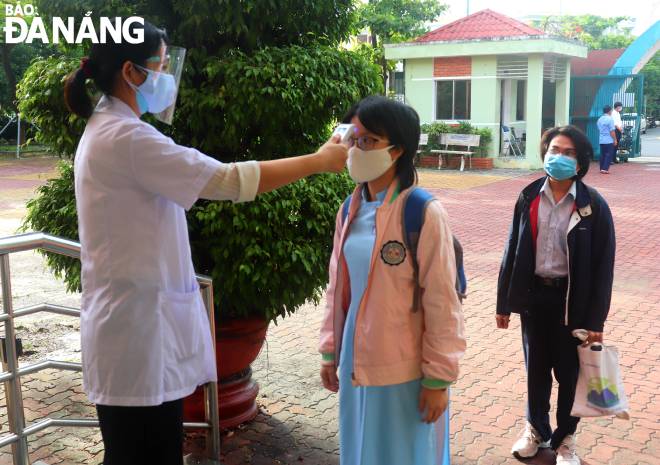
[0,44,23,144]
[19,121,26,145]
[370,34,388,94]
[1,44,17,111]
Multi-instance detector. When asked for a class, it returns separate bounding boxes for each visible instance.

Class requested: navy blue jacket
[496,177,616,332]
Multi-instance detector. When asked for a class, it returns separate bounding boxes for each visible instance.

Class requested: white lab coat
[74,95,253,406]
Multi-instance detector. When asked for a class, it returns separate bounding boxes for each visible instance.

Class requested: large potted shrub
[18,0,381,428]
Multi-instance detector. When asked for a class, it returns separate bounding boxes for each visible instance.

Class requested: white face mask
[347,145,395,183]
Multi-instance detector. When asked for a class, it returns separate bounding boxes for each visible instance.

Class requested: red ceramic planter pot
[183,317,269,429]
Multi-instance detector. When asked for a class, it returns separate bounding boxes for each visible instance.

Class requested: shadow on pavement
[514,448,592,465]
[186,411,339,465]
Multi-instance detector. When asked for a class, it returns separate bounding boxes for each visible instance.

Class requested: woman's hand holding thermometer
[314,125,355,173]
[332,124,356,145]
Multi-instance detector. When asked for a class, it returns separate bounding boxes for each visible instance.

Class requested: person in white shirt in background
[611,102,623,163]
[64,20,347,465]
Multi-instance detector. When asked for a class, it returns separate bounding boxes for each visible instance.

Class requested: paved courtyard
[0,156,659,464]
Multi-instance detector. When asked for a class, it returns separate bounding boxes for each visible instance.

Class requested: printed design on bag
[380,241,406,266]
[587,377,620,408]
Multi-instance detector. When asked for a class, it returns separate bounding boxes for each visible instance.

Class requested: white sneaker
[556,434,581,465]
[511,422,551,458]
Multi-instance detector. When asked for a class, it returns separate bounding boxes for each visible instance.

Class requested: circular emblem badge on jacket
[380,241,406,266]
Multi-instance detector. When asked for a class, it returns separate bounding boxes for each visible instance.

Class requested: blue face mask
[544,154,578,181]
[127,64,177,115]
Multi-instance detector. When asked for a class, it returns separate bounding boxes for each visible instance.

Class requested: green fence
[570,73,645,159]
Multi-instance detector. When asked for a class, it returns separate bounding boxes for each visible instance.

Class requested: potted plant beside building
[416,122,448,169]
[470,126,494,170]
[419,122,493,170]
[417,149,441,168]
[18,0,381,430]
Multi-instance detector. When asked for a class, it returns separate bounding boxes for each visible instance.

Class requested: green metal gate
[570,73,645,159]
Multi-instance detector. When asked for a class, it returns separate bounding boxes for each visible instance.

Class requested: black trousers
[614,128,622,159]
[96,398,184,465]
[521,283,580,450]
[600,143,615,171]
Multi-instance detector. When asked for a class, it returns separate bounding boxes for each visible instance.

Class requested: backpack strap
[402,187,435,312]
[453,236,467,300]
[341,194,352,226]
[403,187,467,309]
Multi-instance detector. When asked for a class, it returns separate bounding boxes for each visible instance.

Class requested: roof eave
[384,36,588,60]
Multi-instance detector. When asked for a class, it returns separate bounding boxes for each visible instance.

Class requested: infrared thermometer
[332,124,356,145]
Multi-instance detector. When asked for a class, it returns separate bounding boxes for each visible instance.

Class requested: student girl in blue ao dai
[319,96,466,465]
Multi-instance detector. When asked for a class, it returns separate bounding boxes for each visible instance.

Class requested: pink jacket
[319,181,466,387]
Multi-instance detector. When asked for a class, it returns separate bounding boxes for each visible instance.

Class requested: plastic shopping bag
[570,336,630,419]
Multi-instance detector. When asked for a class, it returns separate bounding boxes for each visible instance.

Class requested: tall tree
[19,0,382,322]
[0,2,56,142]
[532,15,634,50]
[0,0,36,144]
[534,15,658,118]
[357,0,447,91]
[642,54,659,118]
[0,1,22,115]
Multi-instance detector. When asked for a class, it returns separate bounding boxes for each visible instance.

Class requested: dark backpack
[341,187,467,309]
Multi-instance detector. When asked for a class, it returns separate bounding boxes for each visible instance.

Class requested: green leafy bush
[20,161,81,292]
[17,57,87,156]
[190,173,354,322]
[420,121,493,157]
[18,1,381,323]
[177,44,382,161]
[20,161,354,322]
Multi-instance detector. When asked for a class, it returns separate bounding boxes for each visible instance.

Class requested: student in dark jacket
[496,125,615,465]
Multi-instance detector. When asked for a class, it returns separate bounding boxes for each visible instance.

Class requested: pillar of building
[525,54,545,168]
[470,56,500,157]
[554,59,572,126]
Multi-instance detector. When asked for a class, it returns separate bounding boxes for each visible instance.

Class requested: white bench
[431,133,480,171]
[418,133,429,152]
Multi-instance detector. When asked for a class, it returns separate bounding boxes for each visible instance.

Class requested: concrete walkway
[0,157,658,464]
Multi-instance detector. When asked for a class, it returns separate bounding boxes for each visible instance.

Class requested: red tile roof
[415,9,544,43]
[570,48,625,76]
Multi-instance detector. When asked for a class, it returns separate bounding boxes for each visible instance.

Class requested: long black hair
[64,21,168,118]
[342,96,420,190]
[540,125,593,179]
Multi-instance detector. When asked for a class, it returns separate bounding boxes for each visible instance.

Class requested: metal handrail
[0,232,221,464]
[0,233,81,258]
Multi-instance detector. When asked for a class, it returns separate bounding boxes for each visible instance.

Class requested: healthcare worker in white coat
[63,21,348,465]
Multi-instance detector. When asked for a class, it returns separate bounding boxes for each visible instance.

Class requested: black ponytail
[64,67,95,118]
[64,20,168,119]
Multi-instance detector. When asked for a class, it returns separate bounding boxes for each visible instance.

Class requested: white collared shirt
[535,178,576,278]
[74,95,259,406]
[612,109,623,131]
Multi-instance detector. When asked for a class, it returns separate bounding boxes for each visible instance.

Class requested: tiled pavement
[1,157,659,464]
[0,157,97,464]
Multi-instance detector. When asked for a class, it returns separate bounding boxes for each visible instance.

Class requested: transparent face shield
[146,46,186,125]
